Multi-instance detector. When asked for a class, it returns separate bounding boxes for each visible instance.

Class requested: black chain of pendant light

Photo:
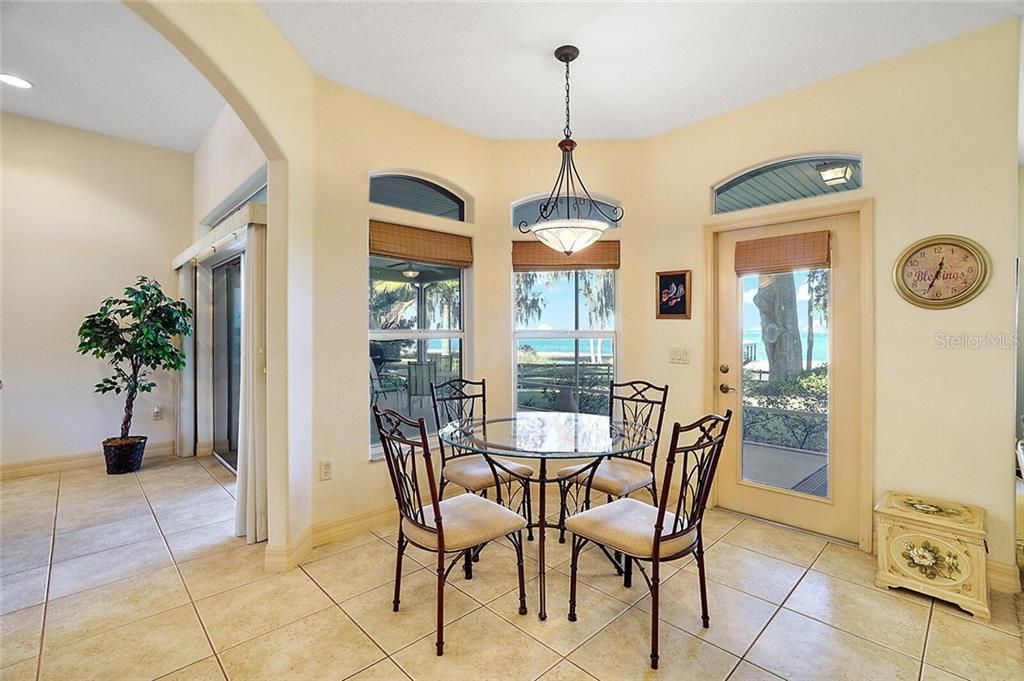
[517,45,624,234]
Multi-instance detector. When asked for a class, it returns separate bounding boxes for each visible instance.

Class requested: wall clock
[892,234,991,309]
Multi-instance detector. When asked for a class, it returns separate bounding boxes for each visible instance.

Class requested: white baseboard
[987,558,1022,593]
[0,441,177,480]
[264,525,313,572]
[312,504,398,547]
[262,504,398,572]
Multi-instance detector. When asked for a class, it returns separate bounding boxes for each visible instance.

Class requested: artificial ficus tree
[77,276,193,439]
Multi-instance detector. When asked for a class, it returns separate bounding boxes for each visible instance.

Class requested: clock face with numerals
[893,235,990,309]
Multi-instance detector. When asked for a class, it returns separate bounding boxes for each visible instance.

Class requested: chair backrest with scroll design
[430,378,487,464]
[653,410,733,560]
[608,380,669,467]
[373,406,446,553]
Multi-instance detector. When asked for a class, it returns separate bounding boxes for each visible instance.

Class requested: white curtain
[235,224,268,543]
[176,263,197,457]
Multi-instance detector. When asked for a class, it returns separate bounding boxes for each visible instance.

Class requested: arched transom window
[714,155,862,214]
[370,174,466,221]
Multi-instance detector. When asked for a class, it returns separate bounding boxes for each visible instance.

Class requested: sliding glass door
[212,256,242,471]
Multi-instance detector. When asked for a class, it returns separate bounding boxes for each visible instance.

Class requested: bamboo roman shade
[368,221,473,267]
[512,240,620,272]
[734,231,831,275]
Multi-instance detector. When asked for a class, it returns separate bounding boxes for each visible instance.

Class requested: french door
[714,213,864,542]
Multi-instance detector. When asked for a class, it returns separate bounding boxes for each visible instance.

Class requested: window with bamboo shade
[368,221,472,268]
[734,231,830,275]
[511,240,620,272]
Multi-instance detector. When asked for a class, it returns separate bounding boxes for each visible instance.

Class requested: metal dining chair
[556,380,669,545]
[564,410,733,670]
[373,406,529,657]
[431,379,535,546]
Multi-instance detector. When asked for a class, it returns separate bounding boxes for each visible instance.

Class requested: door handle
[719,383,737,394]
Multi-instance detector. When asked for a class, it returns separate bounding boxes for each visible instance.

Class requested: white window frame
[369,262,469,460]
[511,269,618,413]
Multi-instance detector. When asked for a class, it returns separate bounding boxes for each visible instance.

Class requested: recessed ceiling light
[0,73,33,89]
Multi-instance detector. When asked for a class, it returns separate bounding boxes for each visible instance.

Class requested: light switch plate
[669,347,690,365]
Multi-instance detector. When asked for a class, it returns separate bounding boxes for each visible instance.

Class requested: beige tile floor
[2,457,1022,681]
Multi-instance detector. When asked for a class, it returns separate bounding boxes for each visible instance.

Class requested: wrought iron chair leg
[696,536,710,628]
[623,555,633,588]
[648,482,658,504]
[557,480,570,544]
[596,543,625,576]
[510,531,528,615]
[607,494,623,566]
[568,535,586,622]
[393,532,407,611]
[650,560,660,670]
[436,555,446,656]
[463,549,473,580]
[472,542,485,563]
[523,481,535,541]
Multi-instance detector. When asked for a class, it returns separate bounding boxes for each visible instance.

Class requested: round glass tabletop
[437,411,655,460]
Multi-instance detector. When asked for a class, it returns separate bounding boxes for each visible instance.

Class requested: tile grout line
[296,565,410,681]
[33,470,62,681]
[918,599,934,681]
[44,532,161,571]
[194,455,236,499]
[770,540,942,663]
[933,598,1024,640]
[296,544,485,681]
[133,468,230,681]
[768,540,936,664]
[731,538,830,672]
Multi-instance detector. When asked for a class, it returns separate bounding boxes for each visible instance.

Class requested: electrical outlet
[669,347,690,365]
[319,460,333,481]
[152,405,162,421]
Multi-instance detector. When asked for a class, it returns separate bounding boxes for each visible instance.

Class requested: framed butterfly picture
[656,270,691,320]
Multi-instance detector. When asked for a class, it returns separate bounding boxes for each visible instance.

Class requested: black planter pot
[102,436,148,474]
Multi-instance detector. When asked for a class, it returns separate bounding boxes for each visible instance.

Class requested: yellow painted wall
[192,104,265,231]
[1017,166,1023,441]
[130,0,321,551]
[636,21,1019,561]
[134,4,1020,564]
[302,20,1020,560]
[1,114,193,463]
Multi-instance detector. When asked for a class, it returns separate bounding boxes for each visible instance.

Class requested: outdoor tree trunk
[753,273,803,382]
[806,287,815,372]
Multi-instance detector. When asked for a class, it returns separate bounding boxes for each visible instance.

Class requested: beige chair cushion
[564,498,696,559]
[402,493,528,552]
[444,454,533,492]
[556,458,654,498]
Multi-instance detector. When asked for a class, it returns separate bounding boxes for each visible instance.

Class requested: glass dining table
[438,411,656,620]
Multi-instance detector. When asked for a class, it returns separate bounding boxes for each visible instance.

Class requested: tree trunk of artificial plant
[121,362,140,439]
[121,385,136,439]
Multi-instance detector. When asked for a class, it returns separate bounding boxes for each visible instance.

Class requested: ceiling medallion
[517,45,623,256]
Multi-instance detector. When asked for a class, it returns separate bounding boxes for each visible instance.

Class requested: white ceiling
[0,1,224,152]
[0,2,1021,157]
[259,1,1022,140]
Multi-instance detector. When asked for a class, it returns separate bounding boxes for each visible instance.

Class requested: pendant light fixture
[518,45,622,256]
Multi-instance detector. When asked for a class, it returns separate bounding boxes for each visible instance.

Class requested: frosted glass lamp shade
[529,219,609,256]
